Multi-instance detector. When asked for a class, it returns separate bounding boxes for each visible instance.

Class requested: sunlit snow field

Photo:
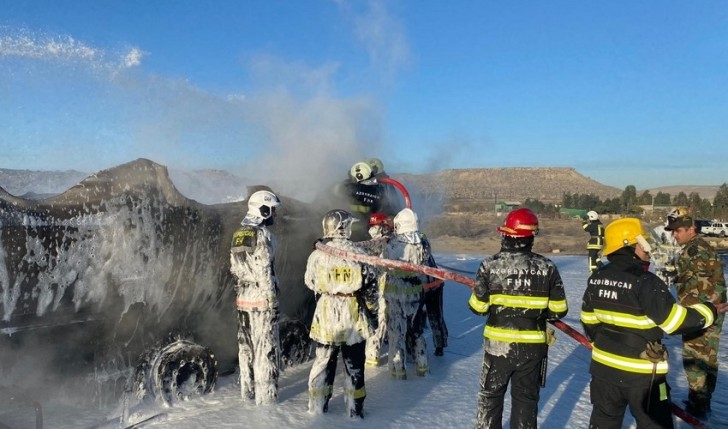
[4,254,728,429]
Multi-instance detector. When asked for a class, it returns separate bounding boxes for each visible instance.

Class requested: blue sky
[1,1,727,191]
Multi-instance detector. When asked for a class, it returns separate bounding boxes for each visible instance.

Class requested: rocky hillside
[399,167,622,212]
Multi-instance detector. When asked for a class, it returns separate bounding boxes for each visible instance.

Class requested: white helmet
[587,210,599,221]
[366,158,384,176]
[350,162,373,183]
[394,208,419,234]
[247,190,281,219]
[322,209,357,239]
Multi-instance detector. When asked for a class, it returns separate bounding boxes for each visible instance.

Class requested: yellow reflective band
[490,294,549,309]
[548,299,568,313]
[384,283,423,295]
[309,385,334,398]
[484,326,546,343]
[581,311,600,325]
[469,293,490,314]
[594,309,657,329]
[346,386,367,399]
[592,346,668,374]
[351,204,370,213]
[690,303,714,328]
[659,304,687,334]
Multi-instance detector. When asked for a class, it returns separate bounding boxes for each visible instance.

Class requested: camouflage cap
[664,207,694,231]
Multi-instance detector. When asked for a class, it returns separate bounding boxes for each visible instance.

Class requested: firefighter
[230,189,282,405]
[583,210,604,273]
[305,209,378,418]
[581,217,727,428]
[383,208,430,379]
[469,207,568,429]
[364,213,394,367]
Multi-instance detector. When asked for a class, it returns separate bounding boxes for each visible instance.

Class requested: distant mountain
[1,163,722,207]
[0,165,251,205]
[399,167,623,212]
[0,168,88,197]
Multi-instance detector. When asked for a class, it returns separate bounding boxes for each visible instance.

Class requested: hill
[399,167,622,212]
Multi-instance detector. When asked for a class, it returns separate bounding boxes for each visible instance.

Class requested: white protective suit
[304,237,377,418]
[383,231,429,379]
[230,213,280,405]
[362,225,390,367]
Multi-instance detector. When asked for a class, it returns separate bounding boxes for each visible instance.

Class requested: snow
[2,253,727,429]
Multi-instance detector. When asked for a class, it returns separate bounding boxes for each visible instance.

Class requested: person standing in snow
[230,189,282,405]
[664,207,727,418]
[583,210,604,273]
[409,231,448,357]
[383,208,430,379]
[363,212,394,367]
[581,217,727,428]
[469,207,568,429]
[305,209,378,418]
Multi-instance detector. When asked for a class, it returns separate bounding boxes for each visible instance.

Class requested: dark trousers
[308,341,367,415]
[474,343,546,429]
[421,285,449,349]
[589,376,673,429]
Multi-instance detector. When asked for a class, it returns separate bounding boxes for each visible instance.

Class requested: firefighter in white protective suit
[363,212,394,367]
[230,190,282,405]
[305,209,378,419]
[383,208,429,379]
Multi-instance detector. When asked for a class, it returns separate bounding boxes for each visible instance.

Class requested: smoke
[1,1,410,205]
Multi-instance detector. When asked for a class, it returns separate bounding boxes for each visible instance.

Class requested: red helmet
[497,208,539,238]
[369,212,393,229]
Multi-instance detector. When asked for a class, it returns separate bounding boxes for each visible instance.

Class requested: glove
[546,328,556,346]
[640,341,668,363]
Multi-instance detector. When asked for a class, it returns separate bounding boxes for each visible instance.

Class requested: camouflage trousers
[682,325,722,408]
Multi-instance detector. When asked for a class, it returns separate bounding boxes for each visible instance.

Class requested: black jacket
[581,248,718,386]
[469,242,568,344]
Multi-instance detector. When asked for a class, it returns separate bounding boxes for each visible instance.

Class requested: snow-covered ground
[3,254,727,429]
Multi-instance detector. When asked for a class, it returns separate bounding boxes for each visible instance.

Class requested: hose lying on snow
[315,241,708,429]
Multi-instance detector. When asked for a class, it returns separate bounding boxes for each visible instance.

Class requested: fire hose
[315,241,709,429]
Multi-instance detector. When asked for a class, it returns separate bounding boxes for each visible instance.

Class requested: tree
[654,192,671,205]
[637,190,653,205]
[714,183,728,219]
[621,186,637,210]
[673,192,689,206]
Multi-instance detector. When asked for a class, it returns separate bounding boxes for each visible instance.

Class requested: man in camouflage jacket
[665,207,727,417]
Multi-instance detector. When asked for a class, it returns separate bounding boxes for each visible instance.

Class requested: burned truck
[0,158,319,410]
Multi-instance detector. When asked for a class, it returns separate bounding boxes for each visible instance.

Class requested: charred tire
[137,339,218,405]
[279,319,313,368]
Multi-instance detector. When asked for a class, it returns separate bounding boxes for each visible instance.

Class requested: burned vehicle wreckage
[0,159,321,415]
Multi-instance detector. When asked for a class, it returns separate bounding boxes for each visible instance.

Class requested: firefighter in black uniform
[469,208,568,429]
[581,217,727,428]
[583,210,604,273]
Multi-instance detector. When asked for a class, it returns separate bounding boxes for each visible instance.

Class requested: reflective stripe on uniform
[309,385,333,398]
[689,303,715,328]
[346,386,367,399]
[658,304,688,334]
[484,326,546,343]
[490,294,549,309]
[384,283,423,295]
[592,345,668,374]
[581,310,600,325]
[469,293,490,314]
[548,299,568,313]
[592,309,657,329]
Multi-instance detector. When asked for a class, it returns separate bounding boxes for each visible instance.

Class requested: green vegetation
[523,183,728,219]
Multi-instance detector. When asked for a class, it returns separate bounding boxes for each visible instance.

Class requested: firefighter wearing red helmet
[469,207,568,429]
